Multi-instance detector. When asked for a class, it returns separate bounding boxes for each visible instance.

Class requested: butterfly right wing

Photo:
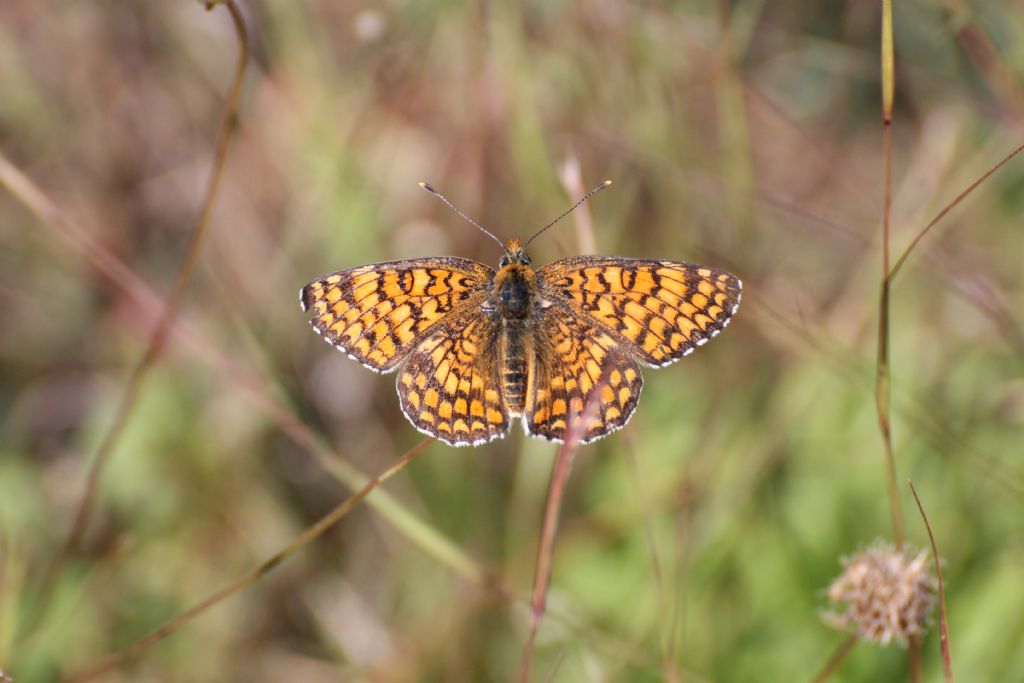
[525,303,644,444]
[537,256,741,367]
[300,257,494,372]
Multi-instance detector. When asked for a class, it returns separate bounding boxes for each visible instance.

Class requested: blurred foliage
[1,1,1023,681]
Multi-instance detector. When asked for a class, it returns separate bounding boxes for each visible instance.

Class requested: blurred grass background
[1,1,1023,681]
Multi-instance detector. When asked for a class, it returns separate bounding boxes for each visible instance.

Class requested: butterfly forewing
[300,257,494,372]
[537,257,742,367]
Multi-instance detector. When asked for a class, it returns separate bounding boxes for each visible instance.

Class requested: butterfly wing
[396,308,509,446]
[300,257,494,372]
[525,305,644,444]
[536,257,741,367]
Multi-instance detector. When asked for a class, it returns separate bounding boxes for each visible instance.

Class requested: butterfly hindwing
[525,305,644,443]
[396,310,509,446]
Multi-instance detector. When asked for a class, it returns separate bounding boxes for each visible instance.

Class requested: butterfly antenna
[419,182,507,252]
[523,179,612,249]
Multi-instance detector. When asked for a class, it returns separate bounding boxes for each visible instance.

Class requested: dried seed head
[822,541,937,646]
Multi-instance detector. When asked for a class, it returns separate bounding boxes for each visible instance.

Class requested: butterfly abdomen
[500,320,529,416]
[491,263,538,416]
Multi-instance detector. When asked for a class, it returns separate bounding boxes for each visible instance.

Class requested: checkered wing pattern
[537,257,742,367]
[397,311,509,446]
[526,306,644,443]
[300,258,494,372]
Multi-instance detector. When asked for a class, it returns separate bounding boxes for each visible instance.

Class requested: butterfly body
[490,240,540,415]
[301,238,741,446]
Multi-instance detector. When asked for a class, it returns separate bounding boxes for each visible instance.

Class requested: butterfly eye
[521,254,532,266]
[499,256,510,268]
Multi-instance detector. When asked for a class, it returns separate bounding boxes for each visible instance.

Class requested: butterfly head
[499,239,532,268]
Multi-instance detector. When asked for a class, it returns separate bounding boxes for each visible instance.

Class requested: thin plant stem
[0,0,248,644]
[540,650,568,683]
[940,1,1024,120]
[517,435,580,683]
[810,634,858,683]
[62,0,249,564]
[64,437,434,683]
[713,0,755,230]
[0,151,157,310]
[889,141,1024,280]
[557,153,597,254]
[517,382,607,683]
[909,636,923,683]
[877,0,905,546]
[910,481,954,683]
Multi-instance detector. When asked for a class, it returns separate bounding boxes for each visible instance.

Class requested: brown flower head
[822,541,937,646]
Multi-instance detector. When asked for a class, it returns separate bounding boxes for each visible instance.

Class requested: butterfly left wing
[537,256,741,367]
[300,257,493,372]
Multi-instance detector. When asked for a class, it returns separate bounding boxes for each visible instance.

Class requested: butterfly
[300,182,741,446]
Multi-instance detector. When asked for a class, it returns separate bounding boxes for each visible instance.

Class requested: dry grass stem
[890,141,1024,279]
[810,634,858,683]
[557,154,598,255]
[61,0,248,565]
[517,382,608,683]
[64,437,434,682]
[910,481,955,682]
[517,437,581,683]
[876,0,905,546]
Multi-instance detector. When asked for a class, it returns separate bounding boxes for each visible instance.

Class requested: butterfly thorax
[492,262,535,320]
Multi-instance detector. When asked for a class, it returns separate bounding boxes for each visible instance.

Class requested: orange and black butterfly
[300,182,741,446]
